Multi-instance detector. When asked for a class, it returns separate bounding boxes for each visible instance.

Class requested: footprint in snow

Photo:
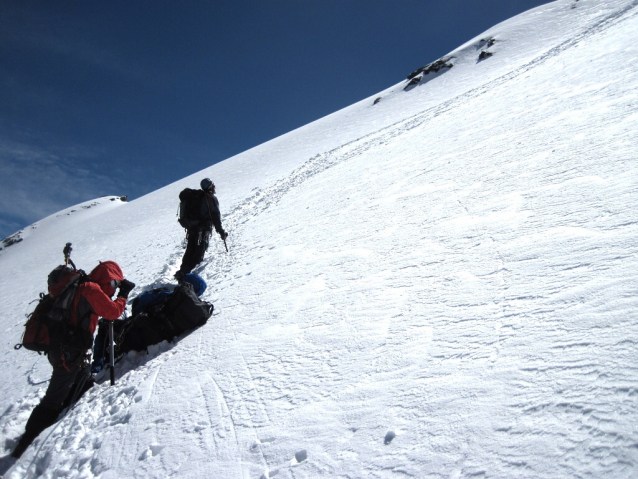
[138,444,165,460]
[293,449,308,463]
[250,437,276,452]
[3,437,18,451]
[260,469,280,479]
[384,430,396,445]
[259,448,307,478]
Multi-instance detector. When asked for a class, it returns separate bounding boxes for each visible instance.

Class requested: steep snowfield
[1,0,637,477]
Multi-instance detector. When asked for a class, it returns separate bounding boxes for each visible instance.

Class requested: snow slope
[1,0,637,477]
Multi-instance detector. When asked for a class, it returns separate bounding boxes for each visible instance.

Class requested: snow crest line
[217,0,638,241]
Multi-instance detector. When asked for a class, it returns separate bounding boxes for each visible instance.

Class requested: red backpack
[16,266,91,354]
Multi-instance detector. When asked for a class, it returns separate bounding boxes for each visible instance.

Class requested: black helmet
[200,178,214,192]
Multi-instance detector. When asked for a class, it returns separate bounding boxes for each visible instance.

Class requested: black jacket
[196,192,223,234]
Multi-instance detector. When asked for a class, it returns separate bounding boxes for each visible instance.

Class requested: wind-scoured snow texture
[1,0,638,477]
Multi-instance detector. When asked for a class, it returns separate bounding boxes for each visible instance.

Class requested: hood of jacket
[89,260,124,297]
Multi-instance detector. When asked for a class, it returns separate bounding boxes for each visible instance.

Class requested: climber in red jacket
[11,261,135,459]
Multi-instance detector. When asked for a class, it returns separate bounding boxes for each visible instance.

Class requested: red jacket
[71,261,127,335]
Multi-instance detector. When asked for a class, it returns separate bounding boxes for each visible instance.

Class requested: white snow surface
[1,0,638,477]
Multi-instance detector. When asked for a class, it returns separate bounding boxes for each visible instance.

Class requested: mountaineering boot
[11,405,60,458]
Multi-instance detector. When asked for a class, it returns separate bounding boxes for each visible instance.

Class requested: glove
[220,230,228,241]
[117,279,136,298]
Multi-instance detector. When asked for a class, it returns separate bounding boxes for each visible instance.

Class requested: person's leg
[60,368,93,411]
[192,235,208,266]
[39,354,83,410]
[178,231,208,276]
[11,404,60,458]
[12,352,83,458]
[178,232,197,276]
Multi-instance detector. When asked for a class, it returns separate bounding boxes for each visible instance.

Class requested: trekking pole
[108,320,116,386]
[223,237,229,252]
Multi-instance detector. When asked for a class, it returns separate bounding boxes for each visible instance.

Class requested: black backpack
[17,265,92,354]
[178,188,204,229]
[115,282,213,355]
[162,282,213,335]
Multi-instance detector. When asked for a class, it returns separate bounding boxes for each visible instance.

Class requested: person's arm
[206,195,226,237]
[84,283,127,320]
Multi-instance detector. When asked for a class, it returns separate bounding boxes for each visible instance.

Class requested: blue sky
[0,0,549,240]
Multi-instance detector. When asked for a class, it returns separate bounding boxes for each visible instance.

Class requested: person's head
[89,261,124,297]
[200,178,215,194]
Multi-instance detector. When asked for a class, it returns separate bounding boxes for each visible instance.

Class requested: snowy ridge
[1,0,638,477]
[0,197,127,255]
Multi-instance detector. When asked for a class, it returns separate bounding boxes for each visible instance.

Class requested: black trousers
[179,229,210,275]
[41,350,86,410]
[13,350,90,457]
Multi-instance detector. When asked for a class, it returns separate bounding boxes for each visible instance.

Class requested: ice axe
[108,320,116,385]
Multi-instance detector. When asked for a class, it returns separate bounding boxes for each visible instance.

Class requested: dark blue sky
[0,0,549,239]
